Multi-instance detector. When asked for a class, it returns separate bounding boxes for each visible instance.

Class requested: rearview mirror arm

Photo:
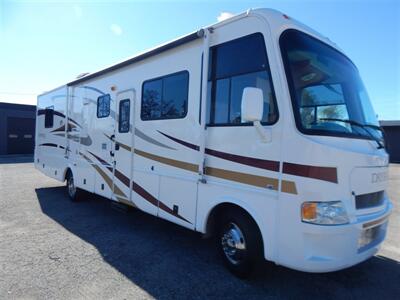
[253,121,271,143]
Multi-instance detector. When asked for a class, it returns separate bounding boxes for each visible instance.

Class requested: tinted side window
[44,108,54,128]
[211,33,268,79]
[141,71,189,120]
[97,94,111,118]
[118,99,130,133]
[162,73,188,118]
[207,33,278,126]
[142,79,162,120]
[209,79,229,124]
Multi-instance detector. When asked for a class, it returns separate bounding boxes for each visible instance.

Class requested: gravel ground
[0,158,399,299]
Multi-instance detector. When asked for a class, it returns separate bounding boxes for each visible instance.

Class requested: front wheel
[218,209,263,278]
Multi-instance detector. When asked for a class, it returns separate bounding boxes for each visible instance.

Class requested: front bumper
[277,200,393,273]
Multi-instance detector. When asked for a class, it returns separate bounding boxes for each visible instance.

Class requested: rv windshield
[280,30,382,142]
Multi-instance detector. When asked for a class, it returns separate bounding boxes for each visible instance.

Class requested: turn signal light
[301,202,317,221]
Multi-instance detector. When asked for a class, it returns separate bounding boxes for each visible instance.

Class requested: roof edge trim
[67,31,202,86]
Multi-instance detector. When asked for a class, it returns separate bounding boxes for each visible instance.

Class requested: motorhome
[35,8,392,277]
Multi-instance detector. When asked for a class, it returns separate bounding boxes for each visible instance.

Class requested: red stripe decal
[131,182,158,206]
[282,162,338,183]
[86,150,191,223]
[205,148,280,172]
[159,131,279,172]
[114,169,130,187]
[158,131,199,150]
[132,181,191,223]
[87,151,111,166]
[159,131,338,183]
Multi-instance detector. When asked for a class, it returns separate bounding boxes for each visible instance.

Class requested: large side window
[141,71,189,121]
[97,94,111,118]
[118,99,130,133]
[207,33,278,126]
[44,107,54,128]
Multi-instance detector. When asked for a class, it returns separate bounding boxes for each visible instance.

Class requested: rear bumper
[277,200,393,273]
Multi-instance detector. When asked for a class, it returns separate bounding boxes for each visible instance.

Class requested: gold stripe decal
[81,153,127,199]
[117,141,131,152]
[103,134,131,152]
[281,180,298,195]
[104,133,297,194]
[205,166,279,190]
[134,149,198,173]
[96,133,298,195]
[134,148,297,194]
[116,196,137,208]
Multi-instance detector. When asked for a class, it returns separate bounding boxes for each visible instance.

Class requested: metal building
[381,120,400,163]
[0,102,36,155]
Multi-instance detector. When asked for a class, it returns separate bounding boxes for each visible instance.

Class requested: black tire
[66,170,84,202]
[217,208,263,278]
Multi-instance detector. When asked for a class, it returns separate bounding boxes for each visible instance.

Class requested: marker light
[301,201,349,225]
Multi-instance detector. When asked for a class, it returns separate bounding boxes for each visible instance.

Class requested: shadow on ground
[36,186,400,299]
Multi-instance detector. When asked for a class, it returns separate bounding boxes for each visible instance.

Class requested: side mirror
[241,87,264,123]
[241,87,272,143]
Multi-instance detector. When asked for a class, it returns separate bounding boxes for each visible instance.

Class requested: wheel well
[205,203,263,245]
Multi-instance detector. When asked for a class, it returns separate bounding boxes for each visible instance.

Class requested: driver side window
[206,33,278,126]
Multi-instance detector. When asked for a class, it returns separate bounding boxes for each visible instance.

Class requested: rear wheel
[66,171,83,202]
[218,208,263,278]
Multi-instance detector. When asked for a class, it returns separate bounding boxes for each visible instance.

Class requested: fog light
[358,224,382,249]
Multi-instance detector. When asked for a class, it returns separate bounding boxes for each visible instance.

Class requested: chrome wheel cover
[221,222,246,265]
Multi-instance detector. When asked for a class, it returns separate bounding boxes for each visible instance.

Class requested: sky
[0,0,399,120]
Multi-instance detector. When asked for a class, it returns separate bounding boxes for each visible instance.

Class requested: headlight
[301,201,349,225]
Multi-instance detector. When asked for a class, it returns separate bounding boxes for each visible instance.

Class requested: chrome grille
[355,191,384,209]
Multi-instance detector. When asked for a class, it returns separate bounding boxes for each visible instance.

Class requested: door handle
[115,143,120,151]
[110,151,115,157]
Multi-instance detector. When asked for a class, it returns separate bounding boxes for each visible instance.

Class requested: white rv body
[35,9,392,273]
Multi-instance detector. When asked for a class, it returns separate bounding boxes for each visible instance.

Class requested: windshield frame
[279,28,378,142]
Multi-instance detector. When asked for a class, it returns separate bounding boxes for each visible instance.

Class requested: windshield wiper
[363,123,384,133]
[318,117,384,149]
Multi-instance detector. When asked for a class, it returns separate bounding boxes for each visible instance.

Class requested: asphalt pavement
[0,157,399,299]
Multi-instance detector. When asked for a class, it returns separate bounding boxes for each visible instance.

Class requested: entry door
[113,90,135,204]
